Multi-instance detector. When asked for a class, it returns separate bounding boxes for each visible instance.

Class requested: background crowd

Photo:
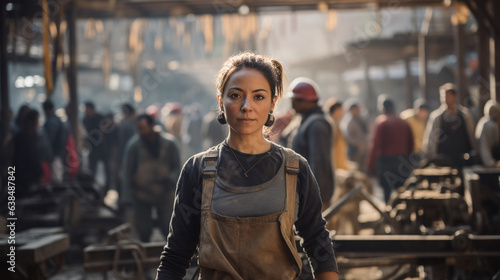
[2,79,499,242]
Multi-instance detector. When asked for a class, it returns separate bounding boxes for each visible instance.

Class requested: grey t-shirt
[212,145,298,219]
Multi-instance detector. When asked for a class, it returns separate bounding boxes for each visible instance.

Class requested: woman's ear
[217,94,223,111]
[271,96,278,112]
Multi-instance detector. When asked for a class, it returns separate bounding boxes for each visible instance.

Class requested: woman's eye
[229,93,240,98]
[255,95,265,100]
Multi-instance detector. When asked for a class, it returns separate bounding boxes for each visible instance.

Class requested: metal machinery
[320,161,500,279]
[389,164,471,236]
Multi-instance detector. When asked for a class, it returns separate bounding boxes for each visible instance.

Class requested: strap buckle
[202,156,218,178]
[285,165,299,175]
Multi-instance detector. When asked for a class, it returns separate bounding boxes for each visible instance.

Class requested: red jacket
[366,114,414,173]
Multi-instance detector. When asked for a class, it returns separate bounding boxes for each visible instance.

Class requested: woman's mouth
[238,118,255,123]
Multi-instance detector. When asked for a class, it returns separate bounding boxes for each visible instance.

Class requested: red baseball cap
[287,77,320,101]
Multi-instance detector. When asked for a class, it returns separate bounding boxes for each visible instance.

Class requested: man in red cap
[286,77,335,206]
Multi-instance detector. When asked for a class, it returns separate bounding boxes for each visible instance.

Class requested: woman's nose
[241,96,251,111]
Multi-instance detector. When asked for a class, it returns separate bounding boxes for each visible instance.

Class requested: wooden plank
[84,241,165,272]
[85,257,162,272]
[18,234,70,263]
[463,166,500,175]
[332,234,500,254]
[106,223,131,243]
[412,167,459,177]
[0,227,65,259]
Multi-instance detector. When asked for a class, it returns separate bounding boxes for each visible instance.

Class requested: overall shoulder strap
[283,147,299,210]
[281,147,303,273]
[283,147,299,176]
[201,145,220,212]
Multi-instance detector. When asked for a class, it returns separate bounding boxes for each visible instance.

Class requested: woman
[156,52,338,280]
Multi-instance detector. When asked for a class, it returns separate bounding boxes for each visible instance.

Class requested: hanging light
[238,5,250,15]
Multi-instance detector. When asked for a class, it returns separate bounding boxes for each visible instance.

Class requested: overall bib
[199,147,303,280]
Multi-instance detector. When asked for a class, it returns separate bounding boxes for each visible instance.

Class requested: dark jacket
[291,106,335,203]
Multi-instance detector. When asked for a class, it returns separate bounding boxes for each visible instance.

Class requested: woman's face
[219,67,276,137]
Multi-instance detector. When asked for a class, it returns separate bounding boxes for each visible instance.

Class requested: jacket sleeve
[407,123,415,156]
[423,112,439,159]
[295,157,338,276]
[478,122,496,167]
[156,157,202,280]
[305,119,334,203]
[366,120,383,173]
[462,107,478,153]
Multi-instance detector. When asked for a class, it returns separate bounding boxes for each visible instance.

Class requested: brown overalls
[198,148,303,280]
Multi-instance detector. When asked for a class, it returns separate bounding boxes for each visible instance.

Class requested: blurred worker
[83,101,111,189]
[42,99,66,181]
[13,105,31,134]
[423,83,477,167]
[400,98,429,152]
[122,114,181,242]
[13,105,52,171]
[42,100,64,160]
[12,109,45,198]
[287,77,335,205]
[341,100,369,171]
[325,98,349,171]
[400,98,429,162]
[476,100,500,167]
[366,96,414,203]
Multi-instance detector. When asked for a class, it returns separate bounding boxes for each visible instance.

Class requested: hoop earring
[217,112,227,125]
[264,112,275,127]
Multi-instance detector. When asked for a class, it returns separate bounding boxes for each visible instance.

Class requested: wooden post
[404,57,413,108]
[0,3,10,169]
[491,0,500,103]
[418,35,429,101]
[362,58,375,116]
[51,12,62,90]
[477,20,490,117]
[66,3,78,148]
[455,23,468,105]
